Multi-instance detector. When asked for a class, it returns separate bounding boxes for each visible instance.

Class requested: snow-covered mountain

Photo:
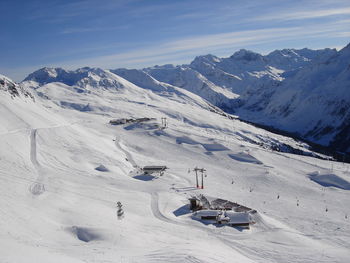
[2,70,350,262]
[20,66,307,154]
[21,43,349,155]
[189,49,281,95]
[142,65,237,109]
[266,47,337,71]
[237,44,350,153]
[25,67,227,110]
[24,67,137,91]
[141,48,336,98]
[107,46,347,153]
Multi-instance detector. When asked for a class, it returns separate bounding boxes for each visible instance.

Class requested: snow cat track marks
[29,129,45,196]
[142,250,210,263]
[150,192,182,225]
[30,129,39,167]
[114,136,138,170]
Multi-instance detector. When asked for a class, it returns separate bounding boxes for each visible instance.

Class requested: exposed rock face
[0,74,33,99]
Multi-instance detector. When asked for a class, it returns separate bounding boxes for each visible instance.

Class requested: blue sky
[1,0,349,81]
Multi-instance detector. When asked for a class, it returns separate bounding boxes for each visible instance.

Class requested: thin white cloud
[253,7,350,22]
[48,21,349,69]
[61,25,128,34]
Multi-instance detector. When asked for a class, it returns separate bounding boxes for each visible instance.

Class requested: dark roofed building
[142,166,168,175]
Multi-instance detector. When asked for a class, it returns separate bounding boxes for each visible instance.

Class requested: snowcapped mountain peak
[23,67,130,91]
[338,42,350,55]
[230,49,265,62]
[42,67,59,77]
[265,47,337,71]
[191,54,222,66]
[24,67,67,84]
[268,49,308,60]
[147,64,176,70]
[110,68,169,92]
[75,66,109,76]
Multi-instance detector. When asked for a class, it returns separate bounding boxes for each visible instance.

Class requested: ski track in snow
[115,136,138,169]
[150,192,182,225]
[0,127,31,136]
[29,129,45,195]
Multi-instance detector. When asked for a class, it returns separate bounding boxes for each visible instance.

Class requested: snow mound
[176,136,199,145]
[95,164,109,172]
[69,226,103,243]
[309,172,350,190]
[228,152,263,164]
[202,143,229,151]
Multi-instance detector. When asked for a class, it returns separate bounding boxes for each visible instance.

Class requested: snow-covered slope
[188,48,336,95]
[1,72,350,262]
[1,73,33,99]
[266,47,337,71]
[108,46,346,153]
[138,47,337,111]
[237,44,350,152]
[190,49,280,95]
[143,65,237,109]
[24,67,228,112]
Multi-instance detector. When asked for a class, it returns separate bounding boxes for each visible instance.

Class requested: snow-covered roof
[221,211,251,224]
[193,210,220,217]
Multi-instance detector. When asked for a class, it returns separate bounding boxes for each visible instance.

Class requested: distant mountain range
[19,43,350,153]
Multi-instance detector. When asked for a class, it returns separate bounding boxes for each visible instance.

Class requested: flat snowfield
[0,78,349,263]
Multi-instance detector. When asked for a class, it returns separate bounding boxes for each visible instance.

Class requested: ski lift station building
[189,195,256,229]
[193,210,252,228]
[142,166,168,175]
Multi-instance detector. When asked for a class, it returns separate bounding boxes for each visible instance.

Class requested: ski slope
[0,74,349,262]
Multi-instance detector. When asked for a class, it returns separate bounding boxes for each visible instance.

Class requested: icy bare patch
[309,172,350,190]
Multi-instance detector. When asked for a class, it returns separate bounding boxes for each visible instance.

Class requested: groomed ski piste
[1,73,350,262]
